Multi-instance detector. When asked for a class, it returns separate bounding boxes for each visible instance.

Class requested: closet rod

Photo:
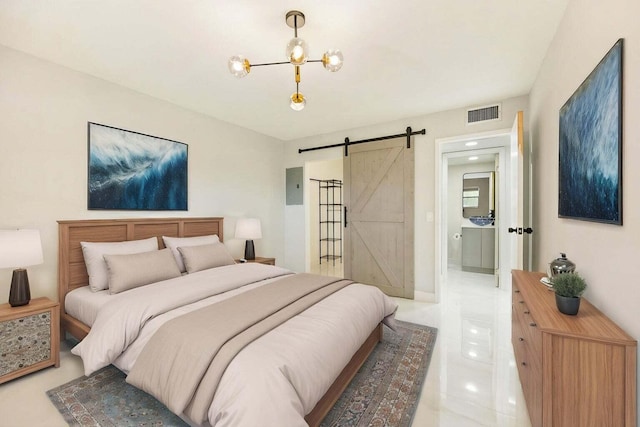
[298,127,426,155]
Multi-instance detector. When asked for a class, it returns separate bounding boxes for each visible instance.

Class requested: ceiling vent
[466,104,501,125]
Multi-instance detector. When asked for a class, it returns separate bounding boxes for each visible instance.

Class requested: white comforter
[71,263,398,427]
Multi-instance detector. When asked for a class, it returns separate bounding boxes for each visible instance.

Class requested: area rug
[47,320,437,427]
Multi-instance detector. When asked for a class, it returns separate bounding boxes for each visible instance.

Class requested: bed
[57,217,397,427]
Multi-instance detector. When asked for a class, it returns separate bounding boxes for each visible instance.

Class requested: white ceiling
[0,0,568,141]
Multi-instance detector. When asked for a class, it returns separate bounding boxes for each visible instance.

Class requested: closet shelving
[313,179,343,265]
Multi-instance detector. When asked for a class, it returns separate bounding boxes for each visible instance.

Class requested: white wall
[0,46,285,302]
[528,0,640,407]
[447,162,494,266]
[285,96,529,295]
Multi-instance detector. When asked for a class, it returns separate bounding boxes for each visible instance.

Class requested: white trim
[435,127,514,300]
[414,290,436,302]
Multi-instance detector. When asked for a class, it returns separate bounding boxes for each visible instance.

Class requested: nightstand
[235,257,276,266]
[0,297,60,384]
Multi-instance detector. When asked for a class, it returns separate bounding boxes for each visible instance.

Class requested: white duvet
[71,263,398,427]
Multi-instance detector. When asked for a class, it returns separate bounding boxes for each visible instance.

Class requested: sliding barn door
[343,138,414,298]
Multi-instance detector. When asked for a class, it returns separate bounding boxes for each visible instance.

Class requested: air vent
[466,104,501,125]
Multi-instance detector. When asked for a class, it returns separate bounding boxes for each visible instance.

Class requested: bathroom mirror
[462,172,495,218]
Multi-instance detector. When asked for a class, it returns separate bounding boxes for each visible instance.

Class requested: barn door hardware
[298,127,426,156]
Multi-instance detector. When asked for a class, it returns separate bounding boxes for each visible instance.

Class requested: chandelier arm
[249,60,324,68]
[251,61,291,67]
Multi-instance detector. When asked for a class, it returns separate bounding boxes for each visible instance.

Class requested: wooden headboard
[57,217,224,339]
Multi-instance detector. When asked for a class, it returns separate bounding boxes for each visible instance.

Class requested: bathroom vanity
[461,226,495,274]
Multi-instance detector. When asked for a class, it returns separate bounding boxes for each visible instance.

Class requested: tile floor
[405,268,532,426]
[0,267,531,426]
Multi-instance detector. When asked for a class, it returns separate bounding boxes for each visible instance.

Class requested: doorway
[305,158,344,278]
[436,129,514,301]
[448,155,498,279]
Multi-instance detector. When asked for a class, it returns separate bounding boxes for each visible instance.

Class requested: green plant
[552,272,587,298]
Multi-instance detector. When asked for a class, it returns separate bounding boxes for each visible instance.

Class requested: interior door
[509,111,527,270]
[343,138,414,298]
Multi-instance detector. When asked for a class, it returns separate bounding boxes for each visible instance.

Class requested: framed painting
[558,39,623,225]
[88,122,188,210]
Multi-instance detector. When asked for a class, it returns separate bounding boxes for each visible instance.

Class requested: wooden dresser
[512,270,636,427]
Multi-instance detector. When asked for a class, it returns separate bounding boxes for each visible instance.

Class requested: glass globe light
[322,49,344,72]
[228,55,250,78]
[290,92,306,111]
[286,38,309,65]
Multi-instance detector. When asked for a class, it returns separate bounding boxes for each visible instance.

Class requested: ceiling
[448,154,496,166]
[0,0,568,141]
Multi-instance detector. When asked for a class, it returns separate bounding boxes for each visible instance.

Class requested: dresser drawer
[512,293,542,355]
[513,329,542,427]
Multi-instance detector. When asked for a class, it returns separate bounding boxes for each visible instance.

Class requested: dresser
[512,270,636,426]
[0,297,60,384]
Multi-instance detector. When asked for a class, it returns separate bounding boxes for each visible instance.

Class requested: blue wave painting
[88,123,188,210]
[559,39,622,224]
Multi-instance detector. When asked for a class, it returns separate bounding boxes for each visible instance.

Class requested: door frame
[435,128,514,302]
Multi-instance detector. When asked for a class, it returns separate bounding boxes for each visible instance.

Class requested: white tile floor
[403,268,532,427]
[0,267,531,426]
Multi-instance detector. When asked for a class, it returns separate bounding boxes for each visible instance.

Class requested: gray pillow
[104,248,181,294]
[81,237,159,292]
[162,234,221,273]
[178,243,236,274]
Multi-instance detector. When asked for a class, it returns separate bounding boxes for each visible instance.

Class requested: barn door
[343,138,414,298]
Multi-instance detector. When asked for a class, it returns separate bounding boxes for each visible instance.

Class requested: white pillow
[178,243,236,274]
[81,237,158,292]
[104,249,181,294]
[162,234,220,272]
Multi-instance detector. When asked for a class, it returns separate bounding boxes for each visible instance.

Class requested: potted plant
[551,272,587,315]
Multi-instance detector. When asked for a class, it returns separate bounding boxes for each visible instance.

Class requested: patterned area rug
[47,320,437,427]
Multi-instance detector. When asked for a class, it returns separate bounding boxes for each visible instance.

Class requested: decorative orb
[322,49,344,72]
[228,55,250,78]
[286,38,309,65]
[290,92,306,111]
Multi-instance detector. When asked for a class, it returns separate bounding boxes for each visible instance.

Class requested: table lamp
[235,218,262,260]
[0,229,44,307]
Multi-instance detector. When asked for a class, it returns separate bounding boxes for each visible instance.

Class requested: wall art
[558,39,623,224]
[88,122,188,210]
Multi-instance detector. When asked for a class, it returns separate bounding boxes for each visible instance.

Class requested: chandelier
[228,10,344,111]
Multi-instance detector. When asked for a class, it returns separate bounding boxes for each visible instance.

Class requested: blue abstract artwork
[559,39,622,224]
[88,123,188,210]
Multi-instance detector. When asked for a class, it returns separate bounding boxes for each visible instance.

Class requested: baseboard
[413,290,436,302]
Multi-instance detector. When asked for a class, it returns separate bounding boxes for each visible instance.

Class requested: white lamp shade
[0,229,44,269]
[235,218,262,240]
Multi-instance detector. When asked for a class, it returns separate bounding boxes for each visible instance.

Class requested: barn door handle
[344,206,348,228]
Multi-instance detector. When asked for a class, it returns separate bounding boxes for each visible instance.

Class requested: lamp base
[9,268,31,307]
[244,240,256,260]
